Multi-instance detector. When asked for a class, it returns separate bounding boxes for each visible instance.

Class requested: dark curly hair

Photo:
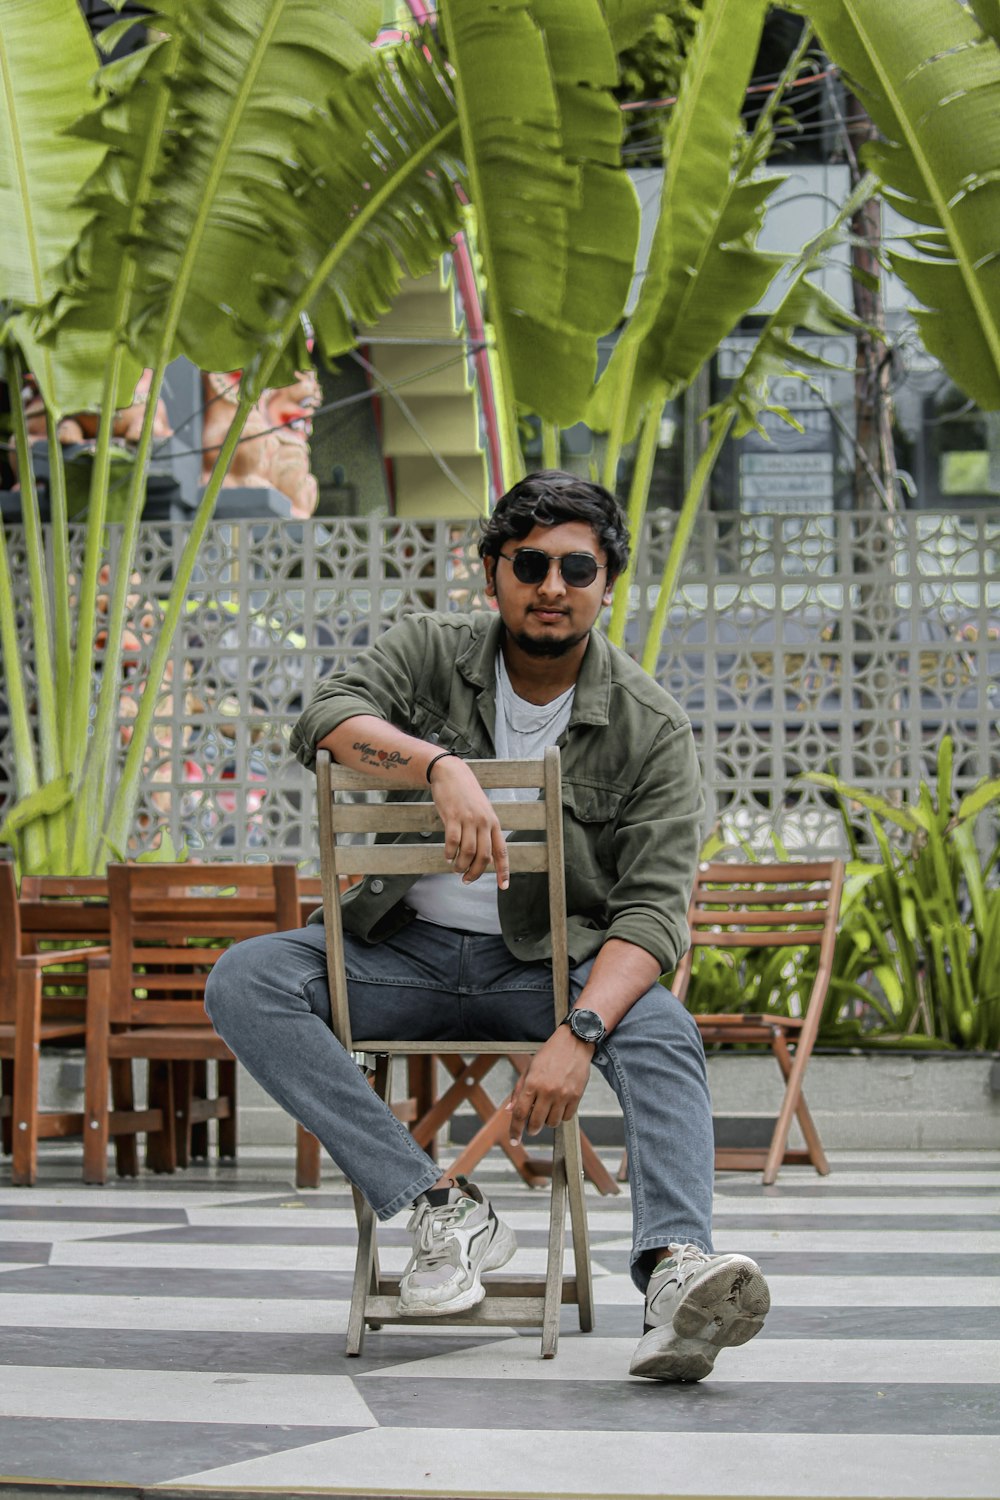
[477,470,630,581]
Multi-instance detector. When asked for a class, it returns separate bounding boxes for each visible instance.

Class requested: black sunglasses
[498,548,608,589]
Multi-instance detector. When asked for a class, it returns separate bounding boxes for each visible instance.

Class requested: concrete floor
[0,1146,997,1499]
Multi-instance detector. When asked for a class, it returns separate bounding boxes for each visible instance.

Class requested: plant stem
[641,406,733,676]
[540,420,559,470]
[70,365,167,871]
[102,391,257,858]
[0,482,44,871]
[66,352,123,761]
[8,347,61,793]
[600,341,639,493]
[607,393,662,649]
[46,427,73,764]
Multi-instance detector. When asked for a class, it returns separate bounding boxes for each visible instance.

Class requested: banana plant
[640,170,876,675]
[0,0,657,875]
[796,0,1000,412]
[1,0,450,872]
[588,0,795,649]
[437,0,643,481]
[804,738,1000,1049]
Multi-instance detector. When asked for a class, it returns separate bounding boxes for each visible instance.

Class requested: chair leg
[541,1126,568,1359]
[295,1127,322,1190]
[173,1060,194,1168]
[767,1032,829,1184]
[11,966,42,1187]
[146,1061,178,1174]
[347,1053,391,1356]
[1,1059,13,1155]
[218,1059,238,1159]
[110,1060,139,1177]
[408,1055,437,1160]
[409,1053,486,1146]
[563,1118,594,1333]
[448,1095,550,1188]
[83,964,111,1185]
[189,1060,210,1160]
[347,1185,379,1357]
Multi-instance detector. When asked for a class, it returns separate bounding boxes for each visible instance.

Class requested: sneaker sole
[397,1220,517,1317]
[629,1258,770,1382]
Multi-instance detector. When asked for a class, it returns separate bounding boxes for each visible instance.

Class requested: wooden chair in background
[83,861,321,1185]
[317,745,593,1358]
[661,859,845,1186]
[1,868,110,1185]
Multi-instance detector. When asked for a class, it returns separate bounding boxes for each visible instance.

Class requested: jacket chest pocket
[561,782,621,878]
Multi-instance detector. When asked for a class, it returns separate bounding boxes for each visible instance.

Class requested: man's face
[484,521,614,659]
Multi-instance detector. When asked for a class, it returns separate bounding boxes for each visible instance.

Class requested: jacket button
[369,878,384,894]
[419,829,432,839]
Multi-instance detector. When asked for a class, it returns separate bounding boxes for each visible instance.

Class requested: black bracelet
[426,749,461,784]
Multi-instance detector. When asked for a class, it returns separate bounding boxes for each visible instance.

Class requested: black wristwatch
[560,1007,606,1048]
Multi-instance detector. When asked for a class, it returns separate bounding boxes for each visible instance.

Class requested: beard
[509,623,590,658]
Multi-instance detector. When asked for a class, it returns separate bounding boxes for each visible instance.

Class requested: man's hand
[319,715,509,889]
[429,756,510,888]
[507,1027,593,1145]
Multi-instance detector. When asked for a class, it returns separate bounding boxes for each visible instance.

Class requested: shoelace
[406,1198,471,1270]
[658,1242,713,1288]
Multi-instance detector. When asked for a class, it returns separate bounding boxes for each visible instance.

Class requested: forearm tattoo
[353,739,412,772]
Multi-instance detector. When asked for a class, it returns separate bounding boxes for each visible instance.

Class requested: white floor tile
[0,1366,377,1427]
[166,1428,1000,1496]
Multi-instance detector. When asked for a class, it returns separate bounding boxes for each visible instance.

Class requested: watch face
[570,1008,605,1044]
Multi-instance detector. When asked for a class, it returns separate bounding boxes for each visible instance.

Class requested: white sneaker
[629,1243,770,1382]
[397,1178,517,1316]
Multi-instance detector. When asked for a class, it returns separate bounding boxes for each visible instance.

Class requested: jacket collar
[456,612,612,726]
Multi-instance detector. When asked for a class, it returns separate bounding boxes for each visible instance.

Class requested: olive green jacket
[290,611,704,975]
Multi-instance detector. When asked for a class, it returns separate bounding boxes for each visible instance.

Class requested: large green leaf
[110,0,382,377]
[239,41,466,387]
[801,0,1000,410]
[970,0,1000,47]
[37,25,183,409]
[0,0,100,305]
[717,173,876,439]
[588,0,783,437]
[602,0,675,50]
[0,0,125,413]
[439,0,640,426]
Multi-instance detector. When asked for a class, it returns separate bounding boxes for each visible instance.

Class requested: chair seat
[0,1020,87,1054]
[106,1027,234,1061]
[353,1038,542,1055]
[697,1013,805,1030]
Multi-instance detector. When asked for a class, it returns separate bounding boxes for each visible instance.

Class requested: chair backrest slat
[316,748,569,1053]
[107,862,300,1025]
[329,842,548,877]
[673,858,845,1000]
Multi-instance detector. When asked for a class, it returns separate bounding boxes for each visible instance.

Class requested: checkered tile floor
[1,1146,998,1496]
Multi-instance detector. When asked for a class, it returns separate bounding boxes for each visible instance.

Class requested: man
[206,470,770,1382]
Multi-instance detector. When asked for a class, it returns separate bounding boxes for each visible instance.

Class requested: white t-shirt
[404,654,575,933]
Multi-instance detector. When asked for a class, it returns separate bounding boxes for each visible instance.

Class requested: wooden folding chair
[83,861,320,1185]
[1,868,110,1185]
[673,859,845,1186]
[299,878,617,1197]
[316,745,594,1358]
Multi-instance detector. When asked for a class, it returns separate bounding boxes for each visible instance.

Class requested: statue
[200,367,321,517]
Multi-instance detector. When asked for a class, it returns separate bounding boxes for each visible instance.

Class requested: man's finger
[527,1094,550,1138]
[509,1090,532,1145]
[462,824,493,883]
[492,823,510,890]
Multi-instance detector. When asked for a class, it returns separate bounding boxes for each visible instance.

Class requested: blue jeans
[204,921,714,1292]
